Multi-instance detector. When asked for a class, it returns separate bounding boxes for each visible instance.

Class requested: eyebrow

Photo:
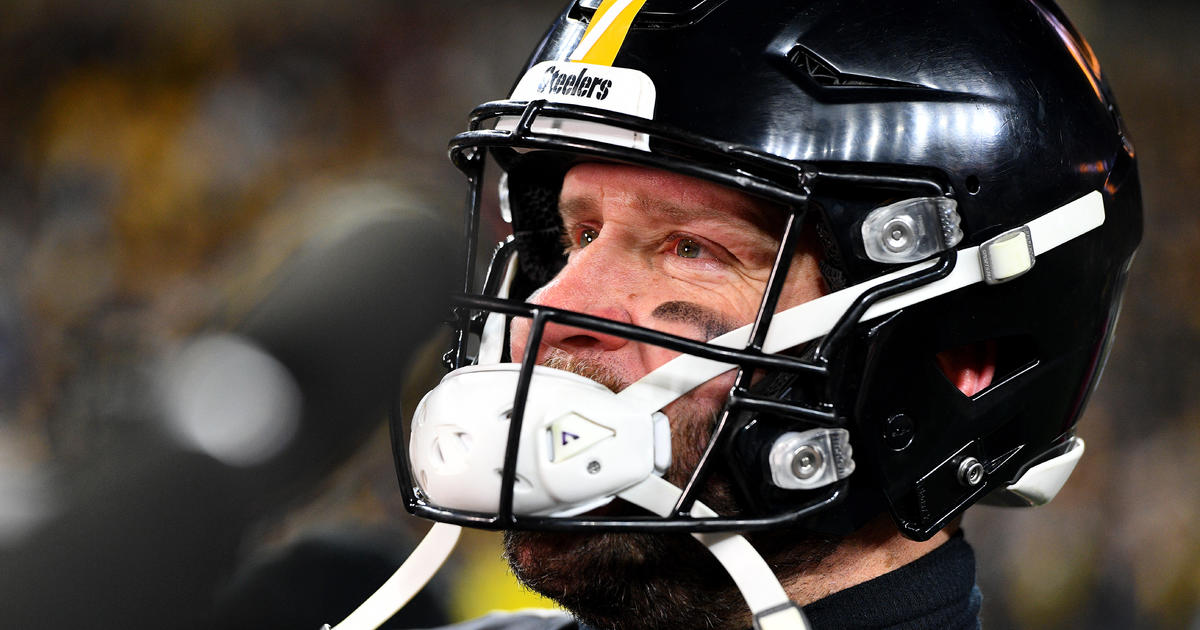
[556,196,591,226]
[558,191,786,238]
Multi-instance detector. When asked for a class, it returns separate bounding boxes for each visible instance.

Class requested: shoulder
[410,609,577,630]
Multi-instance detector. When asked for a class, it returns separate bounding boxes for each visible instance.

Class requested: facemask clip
[767,428,855,490]
[861,197,963,264]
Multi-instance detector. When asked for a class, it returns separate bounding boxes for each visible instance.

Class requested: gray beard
[504,523,840,630]
[507,350,841,630]
[505,528,745,630]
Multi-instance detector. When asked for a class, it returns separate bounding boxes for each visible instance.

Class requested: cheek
[661,369,737,423]
[692,369,738,406]
[781,249,828,306]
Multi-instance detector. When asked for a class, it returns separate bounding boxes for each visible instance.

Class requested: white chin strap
[323,522,461,630]
[327,190,1105,630]
[326,478,810,630]
[618,476,811,630]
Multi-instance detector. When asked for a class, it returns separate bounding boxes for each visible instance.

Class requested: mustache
[539,349,630,394]
[650,300,737,341]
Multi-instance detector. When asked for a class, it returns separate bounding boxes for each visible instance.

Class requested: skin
[505,162,958,630]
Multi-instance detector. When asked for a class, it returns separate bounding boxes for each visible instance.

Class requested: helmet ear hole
[936,340,997,397]
[935,336,1039,398]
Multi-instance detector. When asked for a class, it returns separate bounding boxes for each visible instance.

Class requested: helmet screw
[882,414,915,451]
[882,216,916,253]
[789,444,824,480]
[957,457,985,487]
[586,460,602,475]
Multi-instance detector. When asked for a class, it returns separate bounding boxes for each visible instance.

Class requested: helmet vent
[572,0,728,29]
[788,45,842,87]
[785,44,927,90]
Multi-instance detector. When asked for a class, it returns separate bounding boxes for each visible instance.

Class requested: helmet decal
[509,62,656,120]
[505,60,657,150]
[569,0,650,66]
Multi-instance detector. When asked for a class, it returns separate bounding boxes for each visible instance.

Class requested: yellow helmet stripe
[569,0,649,66]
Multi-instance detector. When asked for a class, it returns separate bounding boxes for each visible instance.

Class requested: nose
[509,246,634,363]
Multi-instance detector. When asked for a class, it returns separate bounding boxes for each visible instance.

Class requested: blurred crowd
[0,0,1195,628]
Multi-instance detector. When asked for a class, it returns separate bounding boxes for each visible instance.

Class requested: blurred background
[0,0,1195,628]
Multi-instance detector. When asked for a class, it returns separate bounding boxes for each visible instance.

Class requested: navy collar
[801,532,981,630]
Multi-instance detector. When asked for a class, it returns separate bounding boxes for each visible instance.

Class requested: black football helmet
[392,0,1141,542]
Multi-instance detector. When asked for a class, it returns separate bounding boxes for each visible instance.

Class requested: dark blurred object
[0,209,455,629]
[0,440,251,630]
[225,208,456,498]
[214,528,449,630]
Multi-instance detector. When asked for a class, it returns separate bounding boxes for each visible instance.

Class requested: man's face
[504,162,829,630]
[509,161,825,407]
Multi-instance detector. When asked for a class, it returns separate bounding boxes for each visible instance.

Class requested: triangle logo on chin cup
[550,413,616,462]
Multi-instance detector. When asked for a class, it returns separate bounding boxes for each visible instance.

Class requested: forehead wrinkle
[627,190,791,272]
[558,171,784,237]
[628,189,783,237]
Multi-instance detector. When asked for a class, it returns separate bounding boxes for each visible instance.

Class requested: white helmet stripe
[569,0,648,64]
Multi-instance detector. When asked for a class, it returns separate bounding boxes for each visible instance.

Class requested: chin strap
[324,476,808,630]
[618,476,811,630]
[323,522,462,630]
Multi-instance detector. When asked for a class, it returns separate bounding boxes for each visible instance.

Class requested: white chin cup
[409,363,671,517]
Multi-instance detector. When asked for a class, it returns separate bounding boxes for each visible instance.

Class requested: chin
[503,527,749,630]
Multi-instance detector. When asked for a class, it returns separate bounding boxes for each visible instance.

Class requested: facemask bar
[444,97,819,372]
[403,293,843,531]
[673,251,957,519]
[400,254,957,532]
[454,100,955,196]
[446,97,955,365]
[396,98,962,531]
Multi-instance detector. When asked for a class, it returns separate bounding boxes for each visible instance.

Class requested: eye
[578,227,599,248]
[674,237,703,258]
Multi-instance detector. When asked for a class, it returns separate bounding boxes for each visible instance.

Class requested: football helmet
[323,1,1144,628]
[394,0,1140,542]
